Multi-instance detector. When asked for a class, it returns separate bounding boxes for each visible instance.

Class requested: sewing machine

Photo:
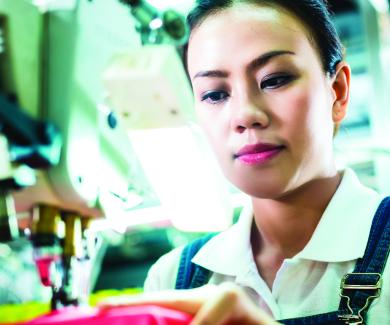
[0,0,232,320]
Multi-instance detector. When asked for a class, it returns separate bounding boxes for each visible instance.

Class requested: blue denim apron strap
[337,273,382,324]
[351,196,390,274]
[279,311,345,325]
[175,233,216,289]
[336,196,390,324]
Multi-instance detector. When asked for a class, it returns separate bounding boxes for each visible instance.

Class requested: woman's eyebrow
[192,50,295,81]
[192,70,228,80]
[247,50,295,72]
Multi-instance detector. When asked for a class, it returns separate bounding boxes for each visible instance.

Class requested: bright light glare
[147,0,194,12]
[89,206,170,234]
[369,0,389,13]
[32,0,77,11]
[128,126,233,232]
[150,18,163,29]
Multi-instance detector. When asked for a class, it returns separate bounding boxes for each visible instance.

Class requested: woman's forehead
[188,3,309,40]
[187,4,314,76]
[209,3,282,24]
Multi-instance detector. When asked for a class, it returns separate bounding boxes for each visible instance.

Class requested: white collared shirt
[144,169,389,323]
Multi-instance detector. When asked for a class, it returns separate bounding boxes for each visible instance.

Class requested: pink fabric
[23,305,192,325]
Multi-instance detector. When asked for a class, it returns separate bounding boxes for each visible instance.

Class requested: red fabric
[24,305,192,325]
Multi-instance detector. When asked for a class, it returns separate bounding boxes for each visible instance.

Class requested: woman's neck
[251,171,343,259]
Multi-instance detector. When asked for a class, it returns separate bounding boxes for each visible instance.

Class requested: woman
[103,1,390,324]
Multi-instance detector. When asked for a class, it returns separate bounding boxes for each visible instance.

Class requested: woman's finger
[190,283,241,325]
[190,283,279,325]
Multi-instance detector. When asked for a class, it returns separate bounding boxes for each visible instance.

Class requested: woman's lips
[234,143,285,165]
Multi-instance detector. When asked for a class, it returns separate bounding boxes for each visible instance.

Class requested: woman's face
[187,4,342,199]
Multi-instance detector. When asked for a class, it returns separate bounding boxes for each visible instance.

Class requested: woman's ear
[331,62,351,124]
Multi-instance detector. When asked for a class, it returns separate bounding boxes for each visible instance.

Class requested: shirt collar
[192,198,254,276]
[192,168,382,275]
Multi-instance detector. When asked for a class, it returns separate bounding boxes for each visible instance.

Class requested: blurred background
[0,0,389,320]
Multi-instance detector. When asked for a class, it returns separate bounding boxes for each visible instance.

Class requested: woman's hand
[99,282,280,325]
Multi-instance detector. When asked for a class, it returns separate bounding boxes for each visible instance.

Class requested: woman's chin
[232,179,291,200]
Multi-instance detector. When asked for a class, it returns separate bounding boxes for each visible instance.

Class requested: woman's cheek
[273,87,312,134]
[196,109,221,148]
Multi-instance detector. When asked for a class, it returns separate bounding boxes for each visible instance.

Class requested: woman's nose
[231,96,270,134]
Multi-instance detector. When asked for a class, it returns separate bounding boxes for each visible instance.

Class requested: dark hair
[186,0,344,76]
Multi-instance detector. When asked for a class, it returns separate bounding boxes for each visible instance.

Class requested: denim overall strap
[278,311,343,325]
[351,196,390,274]
[337,196,390,324]
[279,196,390,325]
[175,233,216,290]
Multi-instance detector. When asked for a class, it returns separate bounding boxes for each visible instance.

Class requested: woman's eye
[200,91,229,104]
[260,74,294,90]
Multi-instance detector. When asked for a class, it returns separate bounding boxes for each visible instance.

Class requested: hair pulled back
[186,0,343,76]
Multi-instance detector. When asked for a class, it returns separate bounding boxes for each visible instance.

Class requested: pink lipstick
[235,143,284,165]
